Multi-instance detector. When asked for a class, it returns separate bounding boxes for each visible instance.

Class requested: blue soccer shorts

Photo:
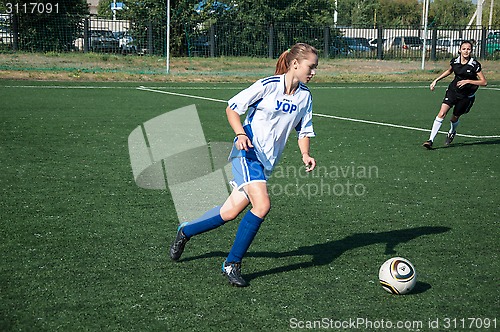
[230,157,269,191]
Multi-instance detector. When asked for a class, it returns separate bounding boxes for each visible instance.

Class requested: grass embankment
[1,51,499,83]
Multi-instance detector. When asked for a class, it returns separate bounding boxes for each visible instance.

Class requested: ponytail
[275,49,290,75]
[275,43,318,75]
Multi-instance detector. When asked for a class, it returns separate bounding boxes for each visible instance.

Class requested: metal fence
[1,14,499,60]
[192,23,500,60]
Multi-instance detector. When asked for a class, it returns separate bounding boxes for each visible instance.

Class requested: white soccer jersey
[227,74,315,172]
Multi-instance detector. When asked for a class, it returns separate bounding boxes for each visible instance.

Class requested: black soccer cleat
[222,261,248,287]
[169,222,189,261]
[422,140,433,149]
[444,132,456,146]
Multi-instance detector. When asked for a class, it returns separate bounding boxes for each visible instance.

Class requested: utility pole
[488,0,495,29]
[477,0,483,26]
[421,0,430,70]
[166,0,170,74]
[334,0,338,27]
[466,0,486,29]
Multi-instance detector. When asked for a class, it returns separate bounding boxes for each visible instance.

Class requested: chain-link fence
[187,23,499,60]
[1,13,499,60]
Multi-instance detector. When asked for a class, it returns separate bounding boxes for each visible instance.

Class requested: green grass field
[1,80,499,331]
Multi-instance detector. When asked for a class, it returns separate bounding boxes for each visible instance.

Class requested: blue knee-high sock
[226,210,264,263]
[182,206,225,238]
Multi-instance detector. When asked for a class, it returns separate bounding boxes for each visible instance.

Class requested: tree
[336,0,385,26]
[97,0,129,20]
[428,0,474,28]
[11,0,89,52]
[376,0,420,27]
[481,0,500,27]
[183,0,340,57]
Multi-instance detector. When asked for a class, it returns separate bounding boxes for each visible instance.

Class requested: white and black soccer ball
[378,257,417,295]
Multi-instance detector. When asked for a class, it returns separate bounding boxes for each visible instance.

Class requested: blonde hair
[275,43,318,75]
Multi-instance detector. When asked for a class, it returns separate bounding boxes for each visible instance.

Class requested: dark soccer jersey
[448,56,482,97]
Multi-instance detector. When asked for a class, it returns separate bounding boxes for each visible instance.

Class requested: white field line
[3,84,500,90]
[137,85,227,103]
[313,113,500,139]
[138,84,500,90]
[136,86,500,139]
[2,84,498,138]
[1,85,129,89]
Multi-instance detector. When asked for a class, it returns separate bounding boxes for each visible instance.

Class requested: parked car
[421,38,434,51]
[191,35,211,56]
[74,35,84,51]
[74,30,119,53]
[385,36,422,51]
[368,37,386,49]
[436,38,462,55]
[344,37,372,52]
[89,30,119,53]
[329,37,352,57]
[487,30,500,38]
[485,35,500,55]
[113,31,137,54]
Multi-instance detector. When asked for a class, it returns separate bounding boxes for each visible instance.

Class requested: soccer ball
[378,257,417,295]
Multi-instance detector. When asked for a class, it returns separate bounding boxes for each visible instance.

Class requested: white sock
[429,116,443,141]
[449,120,460,134]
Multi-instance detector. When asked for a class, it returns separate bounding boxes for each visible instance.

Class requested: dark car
[89,30,119,53]
[330,37,352,57]
[369,37,386,49]
[191,35,211,56]
[344,37,372,52]
[113,31,137,54]
[386,36,422,50]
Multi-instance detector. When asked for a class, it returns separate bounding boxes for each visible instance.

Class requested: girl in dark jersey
[423,40,487,149]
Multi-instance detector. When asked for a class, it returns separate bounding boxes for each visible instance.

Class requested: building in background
[87,0,99,15]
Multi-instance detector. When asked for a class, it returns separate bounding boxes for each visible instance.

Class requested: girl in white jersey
[169,43,318,287]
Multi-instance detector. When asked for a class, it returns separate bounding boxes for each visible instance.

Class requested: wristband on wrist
[236,133,247,137]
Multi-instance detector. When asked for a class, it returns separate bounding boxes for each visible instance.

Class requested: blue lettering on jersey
[276,100,298,114]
